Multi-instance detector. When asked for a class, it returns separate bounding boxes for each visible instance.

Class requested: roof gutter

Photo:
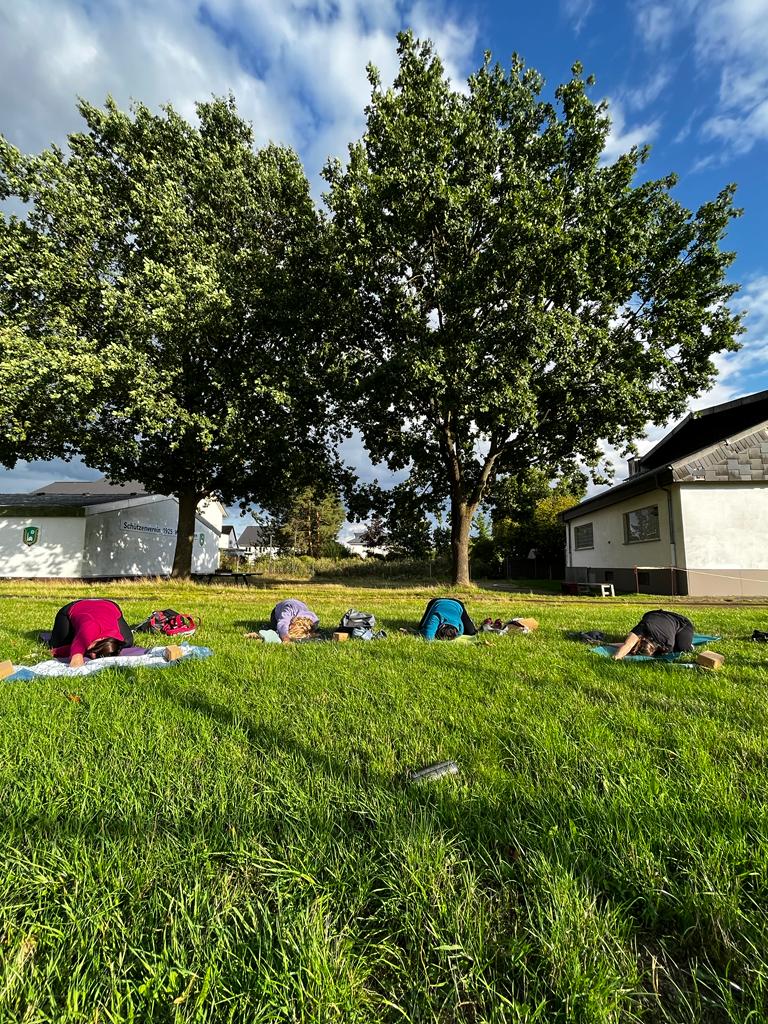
[560,467,675,522]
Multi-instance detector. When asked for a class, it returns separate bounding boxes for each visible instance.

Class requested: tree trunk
[171,490,200,578]
[450,497,475,585]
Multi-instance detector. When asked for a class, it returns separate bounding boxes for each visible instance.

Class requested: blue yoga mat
[591,634,720,661]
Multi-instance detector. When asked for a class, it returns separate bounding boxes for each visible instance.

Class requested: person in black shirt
[612,609,694,660]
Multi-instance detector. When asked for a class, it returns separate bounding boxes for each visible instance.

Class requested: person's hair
[86,637,124,660]
[435,623,459,641]
[288,616,315,639]
[632,636,670,657]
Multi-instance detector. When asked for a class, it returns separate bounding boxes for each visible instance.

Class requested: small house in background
[561,389,768,596]
[236,524,279,560]
[341,528,389,559]
[219,524,240,553]
[0,478,223,578]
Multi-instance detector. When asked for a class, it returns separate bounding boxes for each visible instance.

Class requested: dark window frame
[573,522,594,550]
[623,504,661,544]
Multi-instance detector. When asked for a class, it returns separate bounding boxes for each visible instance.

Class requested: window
[574,522,594,549]
[637,571,651,586]
[604,570,614,582]
[623,504,660,544]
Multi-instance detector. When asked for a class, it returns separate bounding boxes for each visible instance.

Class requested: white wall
[0,515,85,577]
[191,518,220,573]
[678,484,768,569]
[82,496,219,577]
[197,497,224,533]
[567,486,678,570]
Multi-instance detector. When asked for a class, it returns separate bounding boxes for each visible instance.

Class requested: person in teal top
[418,598,477,640]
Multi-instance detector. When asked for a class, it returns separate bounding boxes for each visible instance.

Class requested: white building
[562,389,768,596]
[0,479,222,578]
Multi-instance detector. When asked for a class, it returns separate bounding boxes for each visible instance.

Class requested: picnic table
[193,571,264,587]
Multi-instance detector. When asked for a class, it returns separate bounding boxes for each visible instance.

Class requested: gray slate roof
[635,388,768,473]
[0,493,131,510]
[33,478,150,496]
[237,525,269,548]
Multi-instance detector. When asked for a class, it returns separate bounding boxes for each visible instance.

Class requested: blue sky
[2,0,767,515]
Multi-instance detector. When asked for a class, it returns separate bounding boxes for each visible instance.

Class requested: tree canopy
[0,96,338,575]
[324,33,743,584]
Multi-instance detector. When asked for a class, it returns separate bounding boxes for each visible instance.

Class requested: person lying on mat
[418,598,477,641]
[48,599,134,668]
[611,609,694,660]
[266,598,319,644]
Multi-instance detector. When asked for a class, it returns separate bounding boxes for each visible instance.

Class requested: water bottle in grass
[408,760,459,783]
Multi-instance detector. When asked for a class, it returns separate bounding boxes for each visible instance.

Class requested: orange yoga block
[696,650,725,670]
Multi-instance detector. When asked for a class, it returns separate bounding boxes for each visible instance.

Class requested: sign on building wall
[22,526,40,546]
[122,521,177,536]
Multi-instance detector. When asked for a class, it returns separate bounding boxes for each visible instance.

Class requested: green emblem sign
[23,526,40,546]
[199,532,205,548]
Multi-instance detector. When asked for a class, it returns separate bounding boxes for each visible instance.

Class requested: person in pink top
[48,599,134,668]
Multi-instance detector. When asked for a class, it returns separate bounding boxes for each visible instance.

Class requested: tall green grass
[0,579,766,1022]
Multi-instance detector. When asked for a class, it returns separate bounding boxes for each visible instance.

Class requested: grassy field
[0,578,767,1023]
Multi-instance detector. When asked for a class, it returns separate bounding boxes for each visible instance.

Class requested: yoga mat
[6,644,213,681]
[591,634,720,661]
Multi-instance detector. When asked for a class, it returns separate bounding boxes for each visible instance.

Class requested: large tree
[0,96,338,575]
[325,33,743,584]
[276,485,346,557]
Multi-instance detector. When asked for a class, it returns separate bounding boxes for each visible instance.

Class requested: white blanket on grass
[7,644,213,681]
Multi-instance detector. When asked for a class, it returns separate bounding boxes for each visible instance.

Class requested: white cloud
[631,0,768,157]
[601,99,660,161]
[634,2,677,47]
[703,100,768,155]
[0,458,101,495]
[561,0,596,33]
[0,0,477,184]
[625,68,673,111]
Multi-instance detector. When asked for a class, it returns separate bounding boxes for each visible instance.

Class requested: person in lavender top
[268,598,320,644]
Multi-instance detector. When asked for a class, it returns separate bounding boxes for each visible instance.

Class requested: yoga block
[332,632,349,642]
[0,660,13,679]
[508,618,539,633]
[163,645,184,662]
[696,650,725,670]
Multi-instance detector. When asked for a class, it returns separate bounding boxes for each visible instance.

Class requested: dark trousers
[48,600,133,649]
[674,620,694,652]
[417,598,477,636]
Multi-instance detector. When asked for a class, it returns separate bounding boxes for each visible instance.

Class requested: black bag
[751,630,768,643]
